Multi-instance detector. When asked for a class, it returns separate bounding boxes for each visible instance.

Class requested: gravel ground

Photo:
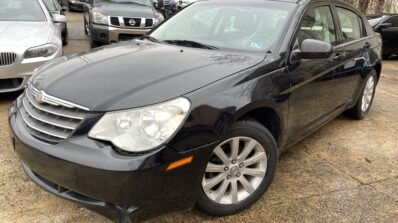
[0,12,397,223]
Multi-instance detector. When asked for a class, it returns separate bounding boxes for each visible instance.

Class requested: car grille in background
[0,52,17,67]
[110,16,120,26]
[145,19,154,27]
[20,84,89,144]
[123,18,141,27]
[109,16,155,28]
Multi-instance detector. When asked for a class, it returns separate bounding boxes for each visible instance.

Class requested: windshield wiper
[163,40,219,50]
[141,35,160,42]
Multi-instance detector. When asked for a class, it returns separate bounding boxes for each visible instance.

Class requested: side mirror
[292,39,333,60]
[53,14,67,23]
[377,22,392,30]
[61,7,67,12]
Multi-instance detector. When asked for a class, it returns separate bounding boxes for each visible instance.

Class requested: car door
[286,3,342,141]
[378,15,398,54]
[331,5,372,107]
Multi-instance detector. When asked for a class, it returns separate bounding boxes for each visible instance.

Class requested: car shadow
[0,91,22,104]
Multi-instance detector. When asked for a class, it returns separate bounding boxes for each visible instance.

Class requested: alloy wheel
[361,75,375,112]
[202,137,267,205]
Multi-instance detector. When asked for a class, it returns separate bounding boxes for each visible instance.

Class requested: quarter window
[297,6,336,46]
[336,7,362,42]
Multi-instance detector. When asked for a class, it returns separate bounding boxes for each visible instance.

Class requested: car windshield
[96,0,152,6]
[150,1,295,52]
[368,16,385,26]
[0,0,46,22]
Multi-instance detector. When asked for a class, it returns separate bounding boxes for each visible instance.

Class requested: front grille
[123,18,141,27]
[0,52,17,66]
[110,16,120,26]
[145,19,154,28]
[20,84,89,144]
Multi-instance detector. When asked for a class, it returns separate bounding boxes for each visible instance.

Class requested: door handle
[334,53,344,61]
[363,42,371,49]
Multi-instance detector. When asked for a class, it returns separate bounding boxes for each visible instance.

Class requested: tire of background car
[196,120,277,216]
[62,24,68,46]
[89,34,100,48]
[347,69,377,120]
[84,17,88,35]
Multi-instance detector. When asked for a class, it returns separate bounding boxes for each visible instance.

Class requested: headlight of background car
[92,11,108,25]
[24,44,58,59]
[154,12,164,25]
[89,97,190,153]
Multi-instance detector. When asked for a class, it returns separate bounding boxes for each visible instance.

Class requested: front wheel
[196,121,277,216]
[347,70,377,120]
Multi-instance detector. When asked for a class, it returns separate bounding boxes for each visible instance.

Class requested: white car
[0,0,65,93]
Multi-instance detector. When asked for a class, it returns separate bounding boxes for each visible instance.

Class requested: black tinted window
[298,6,336,46]
[385,16,398,27]
[336,7,362,42]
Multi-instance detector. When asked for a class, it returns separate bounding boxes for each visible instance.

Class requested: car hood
[0,22,52,47]
[94,3,155,18]
[30,41,264,112]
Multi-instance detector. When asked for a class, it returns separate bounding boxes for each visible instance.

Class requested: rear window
[0,0,46,22]
[336,7,362,42]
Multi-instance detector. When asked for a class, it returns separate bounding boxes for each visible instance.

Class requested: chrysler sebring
[9,0,382,222]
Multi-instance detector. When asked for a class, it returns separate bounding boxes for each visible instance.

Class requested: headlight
[154,12,164,25]
[89,97,191,153]
[24,43,58,59]
[92,11,108,25]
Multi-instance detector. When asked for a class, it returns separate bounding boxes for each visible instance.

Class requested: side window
[336,7,362,42]
[385,16,398,27]
[297,6,336,47]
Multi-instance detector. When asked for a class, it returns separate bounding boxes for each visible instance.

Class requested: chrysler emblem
[128,19,136,26]
[36,91,44,104]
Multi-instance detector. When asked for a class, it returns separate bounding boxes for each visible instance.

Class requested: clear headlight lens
[92,11,108,25]
[89,97,191,153]
[24,44,58,59]
[154,12,164,25]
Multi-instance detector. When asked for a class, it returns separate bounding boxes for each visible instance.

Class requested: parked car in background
[68,0,85,11]
[177,0,196,9]
[9,0,382,221]
[43,0,69,45]
[84,0,165,48]
[369,14,398,57]
[0,0,65,93]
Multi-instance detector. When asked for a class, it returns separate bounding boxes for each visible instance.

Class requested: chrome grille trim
[20,83,90,143]
[28,83,90,111]
[109,16,154,29]
[20,109,69,139]
[25,89,86,120]
[0,52,17,66]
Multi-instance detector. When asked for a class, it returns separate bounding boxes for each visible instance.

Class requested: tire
[196,121,277,216]
[62,24,68,46]
[84,18,88,35]
[89,29,100,48]
[347,69,377,120]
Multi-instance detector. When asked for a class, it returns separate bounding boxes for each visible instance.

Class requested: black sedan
[369,14,398,57]
[9,0,382,222]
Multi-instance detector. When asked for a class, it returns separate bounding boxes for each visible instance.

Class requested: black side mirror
[292,39,333,60]
[377,22,392,30]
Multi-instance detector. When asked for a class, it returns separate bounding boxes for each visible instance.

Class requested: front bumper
[91,24,151,44]
[8,98,215,222]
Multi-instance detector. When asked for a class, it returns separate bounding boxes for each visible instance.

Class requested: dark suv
[84,0,164,47]
[369,14,398,57]
[9,0,382,222]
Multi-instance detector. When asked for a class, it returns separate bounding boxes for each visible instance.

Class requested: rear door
[331,4,373,106]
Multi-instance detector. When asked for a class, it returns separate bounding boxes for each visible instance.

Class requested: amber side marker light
[166,156,193,171]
